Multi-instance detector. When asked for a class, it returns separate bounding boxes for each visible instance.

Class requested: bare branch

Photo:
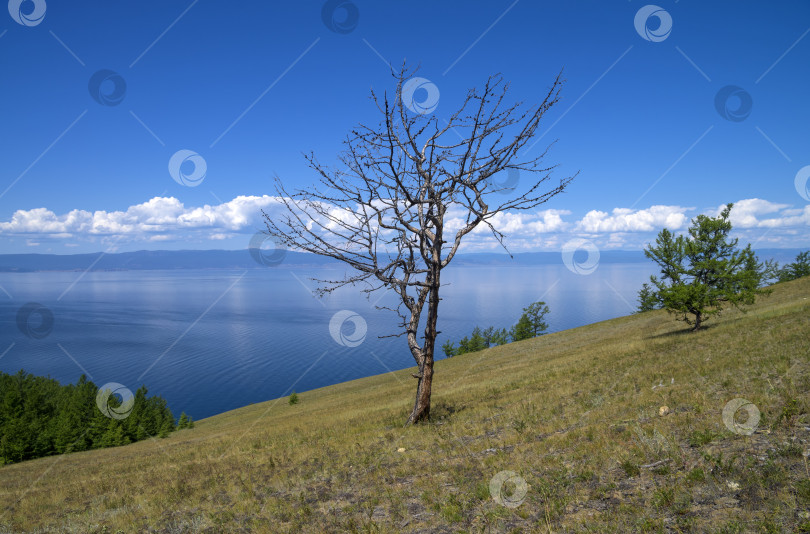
[263,64,575,425]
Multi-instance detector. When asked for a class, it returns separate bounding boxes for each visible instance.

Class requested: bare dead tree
[263,66,576,425]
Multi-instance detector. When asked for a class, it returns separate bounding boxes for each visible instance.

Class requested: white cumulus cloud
[577,205,692,233]
[0,195,284,237]
[712,198,810,228]
[0,196,807,251]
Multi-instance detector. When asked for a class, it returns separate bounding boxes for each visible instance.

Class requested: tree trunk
[406,355,433,425]
[406,263,441,425]
[691,312,702,331]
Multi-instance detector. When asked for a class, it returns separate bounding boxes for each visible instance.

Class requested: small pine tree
[455,336,470,355]
[777,250,810,282]
[523,301,549,337]
[636,281,662,312]
[482,326,509,347]
[510,314,534,342]
[457,329,487,355]
[288,392,299,405]
[441,340,456,358]
[177,412,189,429]
[158,418,174,438]
[468,327,488,352]
[98,421,130,448]
[510,301,549,341]
[645,203,769,331]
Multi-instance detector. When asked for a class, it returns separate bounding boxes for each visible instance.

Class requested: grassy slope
[1,278,808,533]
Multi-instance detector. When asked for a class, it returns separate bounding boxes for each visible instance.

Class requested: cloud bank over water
[2,196,808,252]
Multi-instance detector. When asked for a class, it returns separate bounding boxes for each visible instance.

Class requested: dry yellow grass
[1,277,808,533]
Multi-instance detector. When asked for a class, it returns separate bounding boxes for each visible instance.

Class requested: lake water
[0,263,657,420]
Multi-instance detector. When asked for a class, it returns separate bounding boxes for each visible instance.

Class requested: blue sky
[1,0,809,254]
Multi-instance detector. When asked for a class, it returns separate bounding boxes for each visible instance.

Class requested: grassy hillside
[1,277,808,533]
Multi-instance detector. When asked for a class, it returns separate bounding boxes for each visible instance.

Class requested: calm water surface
[0,263,656,419]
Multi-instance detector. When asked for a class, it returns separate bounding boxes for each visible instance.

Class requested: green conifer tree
[645,203,769,331]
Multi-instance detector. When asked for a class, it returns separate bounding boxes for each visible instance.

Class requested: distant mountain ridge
[0,248,801,272]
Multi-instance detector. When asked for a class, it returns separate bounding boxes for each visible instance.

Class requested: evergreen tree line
[442,301,550,357]
[774,251,810,283]
[0,370,192,465]
[635,203,809,329]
